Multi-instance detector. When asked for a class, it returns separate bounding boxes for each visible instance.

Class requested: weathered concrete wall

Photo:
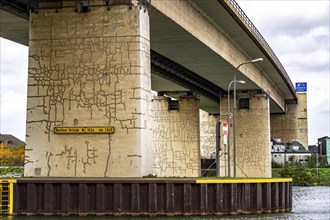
[152,96,200,177]
[296,93,308,148]
[271,93,308,148]
[25,2,152,177]
[199,110,217,159]
[220,93,271,177]
[271,104,298,145]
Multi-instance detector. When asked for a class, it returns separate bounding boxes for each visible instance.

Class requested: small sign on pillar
[223,122,228,145]
[295,82,307,92]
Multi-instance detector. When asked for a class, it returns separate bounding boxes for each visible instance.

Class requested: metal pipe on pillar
[216,121,221,178]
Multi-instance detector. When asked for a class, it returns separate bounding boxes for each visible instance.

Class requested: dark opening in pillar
[168,100,179,111]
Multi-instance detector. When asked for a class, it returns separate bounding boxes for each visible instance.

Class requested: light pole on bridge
[228,58,263,178]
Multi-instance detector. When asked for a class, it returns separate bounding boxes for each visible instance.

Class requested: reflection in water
[1,186,329,220]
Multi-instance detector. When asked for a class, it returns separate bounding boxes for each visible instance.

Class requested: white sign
[223,135,228,145]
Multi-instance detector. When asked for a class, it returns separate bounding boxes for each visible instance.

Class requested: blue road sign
[296,82,307,92]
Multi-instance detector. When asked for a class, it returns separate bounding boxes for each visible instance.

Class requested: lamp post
[227,79,245,177]
[229,58,263,178]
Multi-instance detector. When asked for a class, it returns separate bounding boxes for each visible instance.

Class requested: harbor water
[1,186,329,220]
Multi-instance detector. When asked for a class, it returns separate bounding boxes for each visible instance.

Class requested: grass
[203,167,330,185]
[0,166,24,176]
[312,168,330,185]
[273,167,330,186]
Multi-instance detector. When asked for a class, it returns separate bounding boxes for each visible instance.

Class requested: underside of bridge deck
[0,0,297,114]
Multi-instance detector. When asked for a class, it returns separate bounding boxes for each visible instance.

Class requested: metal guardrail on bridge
[221,0,296,100]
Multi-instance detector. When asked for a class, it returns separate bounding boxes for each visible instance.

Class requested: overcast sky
[0,0,329,145]
[236,0,330,145]
[0,38,28,141]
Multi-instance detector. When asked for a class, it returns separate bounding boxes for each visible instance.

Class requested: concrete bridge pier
[271,93,308,148]
[151,95,201,177]
[24,1,153,177]
[220,91,271,178]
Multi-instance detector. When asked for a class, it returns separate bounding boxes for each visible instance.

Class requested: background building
[318,136,330,165]
[0,134,25,149]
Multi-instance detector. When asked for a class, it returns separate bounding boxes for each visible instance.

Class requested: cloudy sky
[0,0,329,145]
[236,0,329,145]
[0,38,28,141]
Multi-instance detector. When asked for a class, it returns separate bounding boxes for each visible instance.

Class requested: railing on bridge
[222,0,296,98]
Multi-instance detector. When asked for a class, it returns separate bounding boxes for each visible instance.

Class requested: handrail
[0,179,17,215]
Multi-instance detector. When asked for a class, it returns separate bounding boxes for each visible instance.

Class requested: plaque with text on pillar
[54,126,115,134]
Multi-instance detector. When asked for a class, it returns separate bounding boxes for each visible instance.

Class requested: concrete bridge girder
[150,0,288,113]
[0,0,296,114]
[0,10,28,45]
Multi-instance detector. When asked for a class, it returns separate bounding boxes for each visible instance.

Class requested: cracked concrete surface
[151,96,201,177]
[24,4,152,177]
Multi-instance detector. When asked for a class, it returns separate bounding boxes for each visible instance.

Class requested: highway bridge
[0,0,297,113]
[0,0,307,178]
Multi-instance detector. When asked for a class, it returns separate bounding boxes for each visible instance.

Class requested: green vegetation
[273,165,315,186]
[142,173,157,178]
[273,166,330,186]
[0,166,24,176]
[306,155,328,168]
[202,168,216,177]
[314,168,330,185]
[203,164,330,186]
[272,154,330,186]
[0,144,25,166]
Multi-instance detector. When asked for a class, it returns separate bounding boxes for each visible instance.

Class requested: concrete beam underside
[151,0,286,112]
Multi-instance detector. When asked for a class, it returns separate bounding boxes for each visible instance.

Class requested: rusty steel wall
[13,179,292,216]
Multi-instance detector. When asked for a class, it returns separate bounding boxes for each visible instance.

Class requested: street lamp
[229,58,263,178]
[227,79,245,177]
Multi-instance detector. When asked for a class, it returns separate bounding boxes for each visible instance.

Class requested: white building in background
[271,139,311,166]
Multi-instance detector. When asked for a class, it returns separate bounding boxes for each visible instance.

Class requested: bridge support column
[220,92,271,177]
[199,110,217,159]
[151,95,201,177]
[25,2,152,177]
[271,93,308,148]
